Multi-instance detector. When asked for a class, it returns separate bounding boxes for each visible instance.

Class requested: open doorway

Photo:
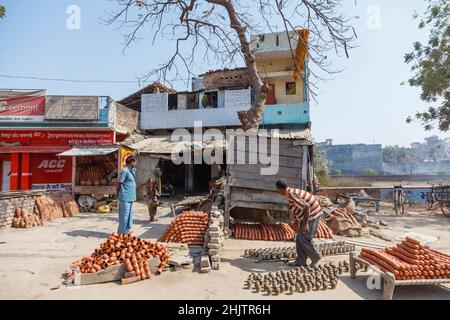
[194,163,211,191]
[161,159,185,191]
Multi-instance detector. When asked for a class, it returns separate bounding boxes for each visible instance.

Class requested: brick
[207,243,221,250]
[121,275,142,285]
[200,267,211,273]
[211,262,220,270]
[208,249,220,256]
[200,255,211,268]
[210,255,220,262]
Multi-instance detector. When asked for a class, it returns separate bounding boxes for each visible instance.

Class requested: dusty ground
[0,201,449,300]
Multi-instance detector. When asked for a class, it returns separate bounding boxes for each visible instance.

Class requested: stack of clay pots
[232,223,295,241]
[159,211,209,245]
[290,218,334,239]
[34,195,79,222]
[11,207,43,229]
[69,233,169,276]
[243,242,356,261]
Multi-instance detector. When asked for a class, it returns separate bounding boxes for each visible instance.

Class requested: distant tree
[383,145,418,174]
[404,0,449,131]
[361,168,378,176]
[0,5,6,18]
[427,145,445,161]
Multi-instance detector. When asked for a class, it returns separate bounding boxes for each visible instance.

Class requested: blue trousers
[118,201,133,234]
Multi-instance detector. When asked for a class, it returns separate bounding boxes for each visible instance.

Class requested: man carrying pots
[276,180,323,267]
[116,155,137,234]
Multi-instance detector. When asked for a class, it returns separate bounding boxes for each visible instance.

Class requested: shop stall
[57,146,123,196]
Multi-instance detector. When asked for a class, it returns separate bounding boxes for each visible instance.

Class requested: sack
[326,216,363,237]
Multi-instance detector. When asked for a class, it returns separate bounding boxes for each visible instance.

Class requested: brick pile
[205,208,225,271]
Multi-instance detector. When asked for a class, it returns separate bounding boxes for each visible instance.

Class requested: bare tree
[107,0,356,130]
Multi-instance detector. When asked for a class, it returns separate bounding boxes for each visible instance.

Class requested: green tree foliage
[361,169,378,176]
[314,147,331,186]
[0,5,6,18]
[382,145,417,165]
[404,0,450,131]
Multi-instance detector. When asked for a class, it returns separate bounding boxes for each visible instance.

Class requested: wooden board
[228,176,302,191]
[232,142,305,158]
[229,170,303,184]
[228,164,302,179]
[230,200,289,211]
[230,188,287,204]
[74,185,117,195]
[78,256,160,286]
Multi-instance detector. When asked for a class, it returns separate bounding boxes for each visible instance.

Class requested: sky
[0,0,448,146]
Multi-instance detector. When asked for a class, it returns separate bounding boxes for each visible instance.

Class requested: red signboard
[0,95,45,122]
[0,130,115,146]
[30,153,72,191]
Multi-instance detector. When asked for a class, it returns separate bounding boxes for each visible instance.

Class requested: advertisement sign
[45,96,99,120]
[0,95,45,122]
[120,146,135,169]
[30,153,72,191]
[0,130,115,146]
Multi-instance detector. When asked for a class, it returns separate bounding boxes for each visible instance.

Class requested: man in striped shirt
[276,180,323,267]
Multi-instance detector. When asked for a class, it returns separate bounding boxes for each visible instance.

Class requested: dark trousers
[295,218,321,266]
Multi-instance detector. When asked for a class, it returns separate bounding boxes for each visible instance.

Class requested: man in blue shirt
[116,155,137,234]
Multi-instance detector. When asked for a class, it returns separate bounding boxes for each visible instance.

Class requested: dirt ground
[0,201,449,300]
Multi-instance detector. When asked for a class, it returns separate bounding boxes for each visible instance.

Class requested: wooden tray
[73,256,160,286]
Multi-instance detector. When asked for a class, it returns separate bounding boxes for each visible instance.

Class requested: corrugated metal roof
[119,132,149,148]
[272,128,313,142]
[130,135,227,154]
[232,128,314,143]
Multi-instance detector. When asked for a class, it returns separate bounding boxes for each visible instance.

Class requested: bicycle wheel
[426,193,434,211]
[440,200,450,217]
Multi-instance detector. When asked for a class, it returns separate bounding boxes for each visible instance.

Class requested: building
[317,140,383,175]
[120,31,313,193]
[0,89,139,194]
[133,30,310,133]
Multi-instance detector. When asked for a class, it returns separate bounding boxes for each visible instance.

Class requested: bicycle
[427,184,450,217]
[393,185,406,215]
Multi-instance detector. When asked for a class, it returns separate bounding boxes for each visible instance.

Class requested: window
[202,91,218,108]
[186,93,199,109]
[168,94,178,110]
[285,82,296,95]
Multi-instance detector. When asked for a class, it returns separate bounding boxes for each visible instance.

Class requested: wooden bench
[336,194,381,212]
[349,252,450,300]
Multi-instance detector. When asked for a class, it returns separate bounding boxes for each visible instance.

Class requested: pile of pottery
[68,233,169,275]
[243,242,356,261]
[243,262,349,295]
[11,207,43,229]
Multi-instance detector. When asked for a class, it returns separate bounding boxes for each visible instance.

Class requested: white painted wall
[140,89,251,130]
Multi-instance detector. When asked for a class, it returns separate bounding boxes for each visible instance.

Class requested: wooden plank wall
[224,135,310,228]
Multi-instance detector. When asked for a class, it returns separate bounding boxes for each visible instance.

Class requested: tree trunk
[208,0,267,130]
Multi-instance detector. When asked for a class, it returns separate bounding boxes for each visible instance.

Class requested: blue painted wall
[380,187,433,204]
[261,102,310,125]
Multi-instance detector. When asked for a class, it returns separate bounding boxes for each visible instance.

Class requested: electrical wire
[0,74,191,84]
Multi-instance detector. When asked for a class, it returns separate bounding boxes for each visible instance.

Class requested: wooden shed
[224,129,315,229]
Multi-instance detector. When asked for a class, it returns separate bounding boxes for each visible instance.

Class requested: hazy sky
[0,0,448,146]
